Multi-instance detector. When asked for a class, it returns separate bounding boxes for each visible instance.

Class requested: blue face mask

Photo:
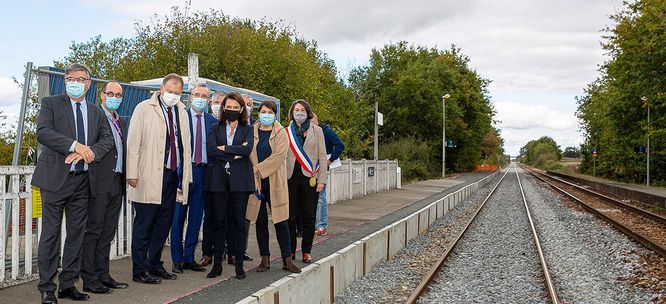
[66,81,86,98]
[259,113,276,126]
[105,97,122,111]
[191,97,207,111]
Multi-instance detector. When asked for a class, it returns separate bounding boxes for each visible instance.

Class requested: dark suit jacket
[32,94,114,197]
[204,122,255,193]
[89,108,127,196]
[187,109,217,159]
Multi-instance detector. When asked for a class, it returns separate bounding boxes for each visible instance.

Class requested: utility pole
[642,96,650,186]
[442,94,450,178]
[374,101,378,161]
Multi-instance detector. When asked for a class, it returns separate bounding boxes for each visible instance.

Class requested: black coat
[205,122,255,193]
[89,108,127,195]
[32,94,114,197]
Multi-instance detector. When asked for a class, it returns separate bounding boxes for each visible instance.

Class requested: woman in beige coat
[247,100,301,273]
[285,99,328,263]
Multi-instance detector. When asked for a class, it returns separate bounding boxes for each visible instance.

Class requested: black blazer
[89,108,127,196]
[205,121,255,193]
[31,94,114,197]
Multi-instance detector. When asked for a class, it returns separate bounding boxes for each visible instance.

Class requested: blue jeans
[315,186,328,229]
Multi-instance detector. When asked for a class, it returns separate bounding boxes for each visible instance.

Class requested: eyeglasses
[103,91,123,98]
[192,93,210,99]
[65,77,90,83]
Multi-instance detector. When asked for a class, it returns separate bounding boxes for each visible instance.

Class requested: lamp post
[442,94,450,178]
[642,96,650,186]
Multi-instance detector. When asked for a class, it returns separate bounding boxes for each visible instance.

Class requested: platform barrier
[239,170,500,303]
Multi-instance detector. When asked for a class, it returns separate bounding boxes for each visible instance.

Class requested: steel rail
[542,172,666,225]
[515,167,560,304]
[526,168,666,259]
[405,167,511,304]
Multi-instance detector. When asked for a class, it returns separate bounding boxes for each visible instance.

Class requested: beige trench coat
[246,121,290,223]
[126,93,192,204]
[286,122,329,184]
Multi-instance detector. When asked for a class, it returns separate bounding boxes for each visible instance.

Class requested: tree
[519,136,562,170]
[562,146,581,158]
[576,0,665,184]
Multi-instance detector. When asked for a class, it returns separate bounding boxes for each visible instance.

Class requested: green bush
[379,137,436,183]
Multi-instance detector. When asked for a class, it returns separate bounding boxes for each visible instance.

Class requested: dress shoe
[200,256,212,266]
[83,283,112,294]
[57,287,90,301]
[207,264,222,278]
[282,257,302,273]
[132,272,162,284]
[235,265,246,280]
[243,253,253,261]
[172,263,184,274]
[302,253,313,263]
[41,291,57,304]
[100,277,129,289]
[184,261,206,272]
[256,256,270,272]
[150,269,177,280]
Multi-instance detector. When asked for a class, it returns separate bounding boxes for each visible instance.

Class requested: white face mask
[162,92,181,107]
[211,104,221,118]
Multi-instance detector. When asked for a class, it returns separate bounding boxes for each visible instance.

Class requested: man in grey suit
[81,81,130,294]
[31,63,113,304]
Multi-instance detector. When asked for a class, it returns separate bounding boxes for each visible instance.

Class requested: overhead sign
[377,112,384,126]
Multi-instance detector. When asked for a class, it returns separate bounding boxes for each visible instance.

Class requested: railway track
[524,166,666,258]
[406,164,560,304]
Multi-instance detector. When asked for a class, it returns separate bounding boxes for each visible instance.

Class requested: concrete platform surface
[0,171,491,304]
[552,170,666,198]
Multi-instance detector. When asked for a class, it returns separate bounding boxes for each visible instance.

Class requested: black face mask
[224,109,241,122]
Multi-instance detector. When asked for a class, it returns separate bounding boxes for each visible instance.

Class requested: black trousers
[81,174,123,286]
[287,176,319,254]
[206,185,250,266]
[256,179,291,258]
[201,204,214,257]
[131,170,177,276]
[37,173,90,293]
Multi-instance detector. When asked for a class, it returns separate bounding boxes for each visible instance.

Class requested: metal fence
[0,160,399,287]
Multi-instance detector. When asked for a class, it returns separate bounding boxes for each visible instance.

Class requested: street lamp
[642,96,650,186]
[442,94,450,178]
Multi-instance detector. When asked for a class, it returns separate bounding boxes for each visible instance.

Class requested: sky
[0,0,625,155]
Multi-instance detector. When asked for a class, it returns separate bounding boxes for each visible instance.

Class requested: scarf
[294,119,310,145]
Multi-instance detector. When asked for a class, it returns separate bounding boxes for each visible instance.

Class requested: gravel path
[334,172,504,303]
[419,167,546,303]
[520,167,661,303]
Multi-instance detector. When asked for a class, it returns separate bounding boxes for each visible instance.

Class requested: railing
[0,160,399,287]
[0,166,132,288]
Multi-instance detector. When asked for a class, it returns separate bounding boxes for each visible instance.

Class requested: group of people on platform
[32,64,344,304]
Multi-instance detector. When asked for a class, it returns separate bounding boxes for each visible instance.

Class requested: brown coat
[246,121,290,223]
[286,122,329,184]
[126,93,192,204]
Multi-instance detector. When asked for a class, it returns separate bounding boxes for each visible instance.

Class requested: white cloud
[0,76,22,107]
[495,101,578,131]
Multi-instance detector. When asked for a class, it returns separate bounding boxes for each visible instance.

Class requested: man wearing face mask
[242,94,256,125]
[126,73,192,284]
[170,84,216,274]
[31,63,113,303]
[81,81,130,294]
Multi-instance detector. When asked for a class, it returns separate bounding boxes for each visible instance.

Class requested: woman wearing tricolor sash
[285,99,329,263]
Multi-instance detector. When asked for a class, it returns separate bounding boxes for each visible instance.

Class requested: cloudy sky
[0,0,624,155]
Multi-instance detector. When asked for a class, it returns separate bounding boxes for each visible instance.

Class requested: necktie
[166,107,178,171]
[75,102,85,172]
[112,114,122,140]
[194,114,202,164]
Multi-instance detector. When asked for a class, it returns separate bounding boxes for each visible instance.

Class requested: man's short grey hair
[241,94,253,101]
[212,91,227,99]
[192,83,211,94]
[65,63,91,78]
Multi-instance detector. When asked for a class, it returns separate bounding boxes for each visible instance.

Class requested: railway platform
[0,172,492,304]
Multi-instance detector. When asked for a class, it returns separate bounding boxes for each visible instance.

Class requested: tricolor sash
[286,123,319,176]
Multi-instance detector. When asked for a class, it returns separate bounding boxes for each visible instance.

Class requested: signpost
[592,149,598,177]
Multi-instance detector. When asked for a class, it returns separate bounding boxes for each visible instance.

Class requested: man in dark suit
[170,84,216,273]
[31,63,114,303]
[80,81,130,294]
